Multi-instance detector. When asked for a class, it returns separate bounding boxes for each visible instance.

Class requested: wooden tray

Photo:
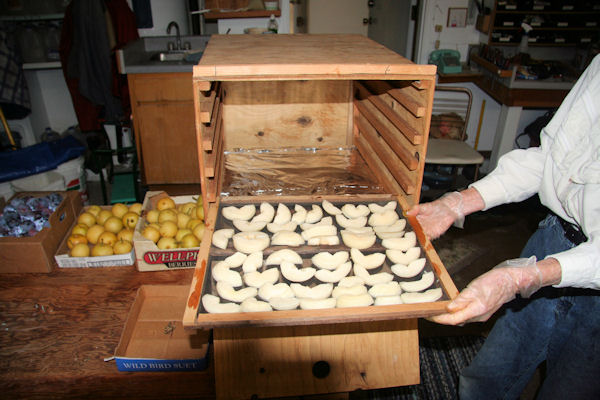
[183,194,458,329]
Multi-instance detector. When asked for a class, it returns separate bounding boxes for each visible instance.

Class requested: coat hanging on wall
[59,0,139,132]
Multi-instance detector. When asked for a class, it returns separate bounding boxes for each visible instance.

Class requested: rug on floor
[368,335,485,400]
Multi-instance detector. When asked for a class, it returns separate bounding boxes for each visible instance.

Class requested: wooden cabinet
[128,73,200,185]
[483,0,600,46]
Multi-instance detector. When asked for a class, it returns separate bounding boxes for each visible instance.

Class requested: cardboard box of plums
[133,191,205,272]
[0,191,81,273]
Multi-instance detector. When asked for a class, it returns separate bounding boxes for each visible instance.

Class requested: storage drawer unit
[185,34,456,399]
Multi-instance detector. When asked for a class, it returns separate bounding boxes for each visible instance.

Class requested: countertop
[117,35,211,74]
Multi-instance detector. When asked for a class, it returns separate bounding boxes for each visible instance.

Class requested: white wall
[217,1,290,34]
[131,0,190,37]
[415,0,481,64]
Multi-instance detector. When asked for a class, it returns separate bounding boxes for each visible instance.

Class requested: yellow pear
[159,221,178,238]
[111,203,129,218]
[196,205,204,220]
[71,223,88,237]
[117,228,134,242]
[77,212,96,227]
[104,216,124,234]
[192,222,206,242]
[158,209,178,224]
[86,224,105,245]
[176,212,191,229]
[179,202,196,216]
[146,209,160,224]
[180,233,200,248]
[122,211,140,229]
[70,243,90,257]
[87,205,102,217]
[142,226,160,243]
[128,203,143,215]
[113,240,133,255]
[187,218,203,231]
[175,228,192,242]
[67,234,88,249]
[148,222,161,231]
[91,243,114,257]
[96,210,113,225]
[156,237,177,250]
[98,231,118,246]
[156,197,176,211]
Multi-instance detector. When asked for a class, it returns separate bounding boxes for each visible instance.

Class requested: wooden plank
[196,80,212,92]
[353,98,418,170]
[194,35,437,80]
[355,114,416,193]
[354,136,405,195]
[355,82,423,145]
[406,213,460,300]
[194,80,210,207]
[355,133,414,195]
[204,113,224,178]
[201,100,222,152]
[222,81,352,150]
[213,320,419,399]
[199,87,217,123]
[411,79,434,90]
[364,80,426,118]
[184,202,220,327]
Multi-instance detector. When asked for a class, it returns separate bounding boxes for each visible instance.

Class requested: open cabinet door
[289,0,307,33]
[367,0,416,59]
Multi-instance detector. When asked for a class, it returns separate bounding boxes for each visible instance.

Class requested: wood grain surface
[194,35,436,81]
[0,266,215,399]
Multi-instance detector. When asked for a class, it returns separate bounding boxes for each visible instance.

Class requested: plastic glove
[430,256,542,325]
[407,191,465,239]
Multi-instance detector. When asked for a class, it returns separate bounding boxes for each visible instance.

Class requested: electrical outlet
[435,24,443,32]
[435,40,440,49]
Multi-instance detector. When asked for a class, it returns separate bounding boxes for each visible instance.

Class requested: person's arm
[430,257,562,325]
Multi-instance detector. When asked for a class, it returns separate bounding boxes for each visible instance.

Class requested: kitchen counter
[116,35,210,74]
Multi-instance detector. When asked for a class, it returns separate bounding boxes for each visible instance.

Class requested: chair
[89,124,140,205]
[424,86,484,194]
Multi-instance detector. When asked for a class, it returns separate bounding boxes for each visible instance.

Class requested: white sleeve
[469,146,546,211]
[551,183,600,290]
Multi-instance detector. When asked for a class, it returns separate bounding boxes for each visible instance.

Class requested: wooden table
[0,266,215,399]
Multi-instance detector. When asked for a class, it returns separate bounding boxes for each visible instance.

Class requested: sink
[117,35,211,73]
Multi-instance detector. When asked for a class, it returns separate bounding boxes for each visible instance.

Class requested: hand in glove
[407,191,465,240]
[430,256,543,325]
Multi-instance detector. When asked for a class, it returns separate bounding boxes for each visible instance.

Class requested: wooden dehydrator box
[184,34,458,399]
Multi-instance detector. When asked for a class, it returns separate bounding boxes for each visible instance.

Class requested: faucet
[167,21,182,51]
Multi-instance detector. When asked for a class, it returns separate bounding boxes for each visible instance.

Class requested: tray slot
[355,82,423,146]
[355,132,411,195]
[411,79,433,90]
[204,105,224,178]
[353,96,419,171]
[355,113,416,194]
[205,136,224,202]
[199,88,216,123]
[364,80,426,118]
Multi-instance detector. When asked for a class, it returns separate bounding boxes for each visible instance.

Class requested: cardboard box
[54,205,136,268]
[0,191,82,273]
[112,285,210,372]
[133,191,202,272]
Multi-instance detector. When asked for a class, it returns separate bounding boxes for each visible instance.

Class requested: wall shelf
[203,9,281,20]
